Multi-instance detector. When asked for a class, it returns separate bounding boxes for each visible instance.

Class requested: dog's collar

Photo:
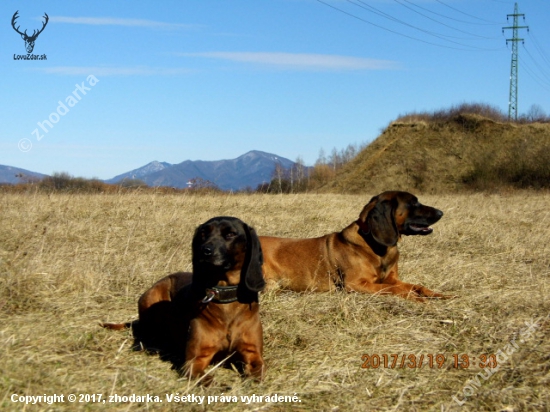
[201,285,239,304]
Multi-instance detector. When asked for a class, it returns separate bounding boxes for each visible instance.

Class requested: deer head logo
[11,11,49,53]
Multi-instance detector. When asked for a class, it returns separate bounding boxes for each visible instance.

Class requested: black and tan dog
[260,191,450,302]
[103,216,266,381]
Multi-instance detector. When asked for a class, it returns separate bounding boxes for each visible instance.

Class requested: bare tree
[526,104,547,122]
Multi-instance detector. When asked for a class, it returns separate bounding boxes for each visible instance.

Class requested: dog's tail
[100,321,133,330]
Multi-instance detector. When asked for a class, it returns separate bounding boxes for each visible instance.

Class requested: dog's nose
[436,209,443,218]
[202,244,213,256]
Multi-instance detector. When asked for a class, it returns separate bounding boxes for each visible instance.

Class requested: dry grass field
[0,191,548,411]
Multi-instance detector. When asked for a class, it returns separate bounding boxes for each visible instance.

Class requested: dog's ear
[367,199,399,247]
[191,224,204,271]
[242,224,265,292]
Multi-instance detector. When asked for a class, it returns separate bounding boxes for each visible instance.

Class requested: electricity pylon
[502,2,529,121]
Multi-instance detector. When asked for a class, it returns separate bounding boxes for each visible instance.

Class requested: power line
[528,30,550,72]
[522,45,550,85]
[518,52,550,93]
[398,0,506,27]
[315,0,504,51]
[349,0,479,44]
[435,0,504,24]
[394,0,498,39]
[315,0,469,50]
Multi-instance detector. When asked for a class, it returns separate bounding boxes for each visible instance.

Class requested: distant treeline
[256,143,366,194]
[1,172,221,194]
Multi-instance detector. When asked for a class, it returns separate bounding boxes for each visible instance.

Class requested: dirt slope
[324,114,550,193]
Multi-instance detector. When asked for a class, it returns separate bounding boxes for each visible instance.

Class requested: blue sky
[2,0,549,180]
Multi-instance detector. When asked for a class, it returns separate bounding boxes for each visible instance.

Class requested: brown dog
[260,191,449,301]
[103,216,266,382]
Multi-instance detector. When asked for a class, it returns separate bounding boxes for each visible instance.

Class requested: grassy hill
[324,109,550,194]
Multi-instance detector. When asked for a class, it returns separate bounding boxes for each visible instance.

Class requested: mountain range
[1,150,297,191]
[0,165,47,184]
[106,150,296,191]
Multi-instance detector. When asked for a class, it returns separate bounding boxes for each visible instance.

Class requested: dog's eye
[225,232,237,240]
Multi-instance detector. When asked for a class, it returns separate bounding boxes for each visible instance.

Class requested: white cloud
[34,66,192,76]
[179,52,400,71]
[50,16,195,30]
